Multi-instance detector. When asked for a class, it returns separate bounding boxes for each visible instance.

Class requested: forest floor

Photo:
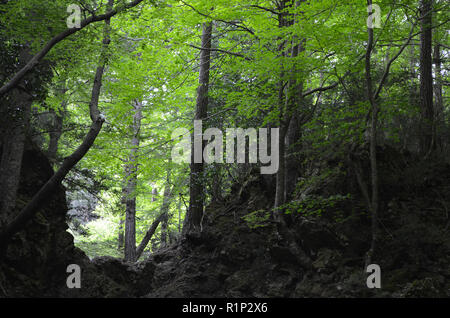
[1,143,449,297]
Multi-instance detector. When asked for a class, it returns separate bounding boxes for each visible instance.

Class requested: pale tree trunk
[123,99,143,262]
[184,22,212,235]
[152,187,158,202]
[118,217,124,250]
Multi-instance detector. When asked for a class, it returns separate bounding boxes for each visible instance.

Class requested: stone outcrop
[1,144,449,298]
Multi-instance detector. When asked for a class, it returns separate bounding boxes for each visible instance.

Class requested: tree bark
[284,34,305,200]
[135,213,164,261]
[178,196,182,233]
[433,42,443,152]
[160,183,172,248]
[184,22,213,235]
[135,174,173,260]
[364,0,379,265]
[273,0,289,217]
[419,0,434,155]
[123,99,143,262]
[274,0,305,217]
[118,217,124,250]
[152,187,158,202]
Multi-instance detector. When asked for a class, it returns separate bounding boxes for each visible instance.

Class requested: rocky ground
[0,144,449,298]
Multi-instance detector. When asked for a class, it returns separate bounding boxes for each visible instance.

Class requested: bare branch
[188,44,251,61]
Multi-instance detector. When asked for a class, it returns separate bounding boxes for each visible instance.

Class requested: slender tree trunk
[274,123,288,216]
[135,214,164,261]
[152,187,158,202]
[405,42,418,150]
[178,197,182,233]
[160,167,172,248]
[285,112,300,199]
[184,22,213,235]
[285,36,305,200]
[433,43,443,152]
[123,99,143,262]
[273,1,288,217]
[159,188,171,248]
[365,0,379,265]
[419,0,434,155]
[118,217,124,250]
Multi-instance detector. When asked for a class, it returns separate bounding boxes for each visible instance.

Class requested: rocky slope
[0,144,449,297]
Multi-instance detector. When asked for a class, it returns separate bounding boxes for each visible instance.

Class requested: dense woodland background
[0,0,449,298]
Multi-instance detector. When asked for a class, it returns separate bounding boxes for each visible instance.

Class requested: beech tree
[0,0,448,265]
[184,21,213,235]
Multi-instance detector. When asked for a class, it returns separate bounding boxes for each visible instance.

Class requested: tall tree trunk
[285,111,301,200]
[160,166,172,248]
[159,187,172,248]
[433,43,443,152]
[123,99,143,262]
[178,196,182,233]
[365,0,379,265]
[274,122,288,217]
[274,0,305,217]
[285,35,305,200]
[419,0,434,155]
[184,22,213,235]
[273,0,289,217]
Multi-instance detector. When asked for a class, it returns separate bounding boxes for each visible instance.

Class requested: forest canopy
[0,0,448,268]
